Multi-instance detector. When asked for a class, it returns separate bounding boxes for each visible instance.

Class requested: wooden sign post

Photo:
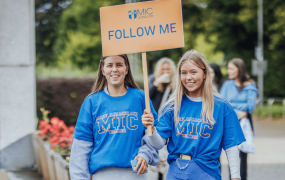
[141,52,152,135]
[100,0,184,136]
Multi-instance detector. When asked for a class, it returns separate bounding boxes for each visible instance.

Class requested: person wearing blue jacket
[69,54,159,180]
[142,49,246,180]
[220,58,258,180]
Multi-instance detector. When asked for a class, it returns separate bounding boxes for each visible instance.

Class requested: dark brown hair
[89,54,139,95]
[229,58,256,89]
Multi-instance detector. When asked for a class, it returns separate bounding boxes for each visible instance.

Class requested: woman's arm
[69,138,93,180]
[225,145,240,180]
[148,128,166,150]
[136,130,160,165]
[234,85,258,114]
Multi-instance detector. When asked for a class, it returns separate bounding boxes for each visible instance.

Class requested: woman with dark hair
[220,58,258,180]
[209,62,224,92]
[69,55,159,180]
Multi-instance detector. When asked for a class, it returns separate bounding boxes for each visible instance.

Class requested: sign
[252,59,267,75]
[100,0,184,56]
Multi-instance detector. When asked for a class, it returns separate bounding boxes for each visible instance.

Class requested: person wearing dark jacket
[149,57,176,112]
[148,57,176,180]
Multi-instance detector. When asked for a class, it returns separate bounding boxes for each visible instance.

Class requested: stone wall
[0,0,36,170]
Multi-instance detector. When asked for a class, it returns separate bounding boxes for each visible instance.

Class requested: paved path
[220,117,285,180]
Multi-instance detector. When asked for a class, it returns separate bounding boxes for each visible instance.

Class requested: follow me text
[108,23,177,40]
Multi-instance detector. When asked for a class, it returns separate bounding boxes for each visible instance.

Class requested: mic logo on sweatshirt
[96,111,139,134]
[176,117,213,139]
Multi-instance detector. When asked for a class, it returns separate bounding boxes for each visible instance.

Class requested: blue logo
[129,10,137,19]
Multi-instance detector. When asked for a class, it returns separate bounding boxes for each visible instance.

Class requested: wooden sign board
[100,0,184,56]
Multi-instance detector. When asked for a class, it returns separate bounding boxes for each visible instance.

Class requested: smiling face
[102,56,128,88]
[227,62,239,80]
[180,61,206,98]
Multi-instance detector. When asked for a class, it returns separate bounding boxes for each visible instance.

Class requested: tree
[204,0,285,97]
[35,0,72,65]
[53,0,125,70]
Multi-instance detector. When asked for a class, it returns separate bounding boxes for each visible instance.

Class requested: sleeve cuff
[149,129,165,150]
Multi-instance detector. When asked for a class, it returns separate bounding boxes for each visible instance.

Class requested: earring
[203,78,206,82]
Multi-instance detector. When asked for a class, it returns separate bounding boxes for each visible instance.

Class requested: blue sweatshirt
[155,95,245,180]
[220,80,258,114]
[72,87,158,175]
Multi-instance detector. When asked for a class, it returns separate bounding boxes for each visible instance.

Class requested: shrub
[36,77,95,126]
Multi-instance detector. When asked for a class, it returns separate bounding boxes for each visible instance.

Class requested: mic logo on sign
[128,8,153,20]
[128,10,137,19]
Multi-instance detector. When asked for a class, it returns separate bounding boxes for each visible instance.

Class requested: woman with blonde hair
[149,57,176,112]
[142,49,245,180]
[69,54,159,180]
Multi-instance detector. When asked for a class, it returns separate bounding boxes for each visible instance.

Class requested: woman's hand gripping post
[141,109,155,134]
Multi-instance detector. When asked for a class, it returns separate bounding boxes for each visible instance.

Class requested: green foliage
[204,0,285,97]
[53,0,125,71]
[37,0,285,97]
[36,63,97,78]
[253,104,284,118]
[36,0,71,65]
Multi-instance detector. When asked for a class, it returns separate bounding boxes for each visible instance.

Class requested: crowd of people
[69,49,258,180]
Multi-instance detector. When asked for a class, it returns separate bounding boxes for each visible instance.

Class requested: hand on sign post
[134,156,148,175]
[142,109,155,134]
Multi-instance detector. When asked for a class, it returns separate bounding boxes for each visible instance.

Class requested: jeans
[166,159,216,180]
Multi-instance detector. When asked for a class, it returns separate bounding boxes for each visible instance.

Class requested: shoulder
[159,100,174,117]
[222,80,234,87]
[130,87,144,96]
[243,82,258,92]
[83,90,105,107]
[214,94,234,115]
[127,87,146,100]
[86,90,104,100]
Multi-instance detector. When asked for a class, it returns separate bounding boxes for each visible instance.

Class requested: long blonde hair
[154,57,176,92]
[89,54,139,95]
[160,49,215,125]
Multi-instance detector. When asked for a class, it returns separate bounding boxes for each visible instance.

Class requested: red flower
[69,126,75,133]
[50,136,60,144]
[58,120,67,129]
[60,142,66,147]
[39,115,74,153]
[50,117,60,125]
[40,120,49,127]
[41,128,48,135]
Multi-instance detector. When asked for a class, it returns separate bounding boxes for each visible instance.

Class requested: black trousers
[158,172,163,180]
[240,151,248,180]
[229,151,247,180]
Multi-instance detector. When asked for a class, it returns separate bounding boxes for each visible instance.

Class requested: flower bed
[33,115,75,180]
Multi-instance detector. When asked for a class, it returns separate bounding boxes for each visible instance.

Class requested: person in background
[143,49,245,180]
[149,57,176,112]
[220,58,258,180]
[69,55,159,180]
[209,62,224,92]
[148,57,176,180]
